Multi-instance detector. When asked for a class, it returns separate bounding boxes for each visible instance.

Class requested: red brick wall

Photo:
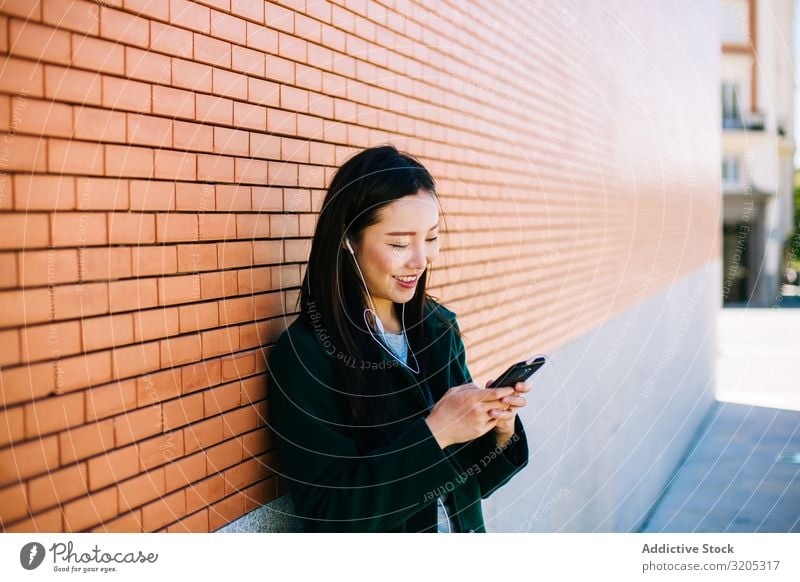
[0,1,719,532]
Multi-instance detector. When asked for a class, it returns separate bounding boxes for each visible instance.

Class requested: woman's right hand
[424,383,516,449]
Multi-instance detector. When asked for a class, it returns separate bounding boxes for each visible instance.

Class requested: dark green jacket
[267,299,529,532]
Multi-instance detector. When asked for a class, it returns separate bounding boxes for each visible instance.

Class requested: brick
[132,246,178,276]
[76,177,129,210]
[0,436,59,486]
[18,248,79,286]
[217,241,252,269]
[232,44,265,75]
[102,76,151,113]
[234,102,268,132]
[212,68,247,100]
[155,213,197,242]
[0,360,57,407]
[0,214,50,249]
[5,506,63,533]
[139,431,183,470]
[24,392,84,437]
[28,463,89,513]
[126,46,171,85]
[178,301,219,332]
[234,157,269,184]
[221,405,260,439]
[159,333,202,367]
[156,150,197,181]
[164,451,206,491]
[236,214,270,239]
[50,212,106,247]
[20,320,81,363]
[171,58,212,92]
[11,96,72,137]
[162,393,204,431]
[237,266,271,294]
[157,274,201,306]
[71,34,125,75]
[0,406,24,447]
[150,21,192,58]
[44,65,102,105]
[130,180,175,211]
[79,247,132,281]
[127,113,173,147]
[198,214,236,240]
[247,77,280,108]
[109,212,156,244]
[221,351,256,382]
[48,139,104,176]
[132,307,180,342]
[218,296,254,326]
[183,416,223,455]
[196,94,233,125]
[201,327,240,359]
[152,85,195,119]
[209,490,245,530]
[0,56,44,98]
[197,154,234,183]
[200,270,237,299]
[185,474,225,513]
[167,508,208,532]
[43,0,99,35]
[204,382,240,417]
[0,328,19,366]
[170,0,210,32]
[194,32,231,67]
[125,0,169,20]
[239,369,267,401]
[111,342,161,379]
[114,404,163,446]
[207,438,242,476]
[118,468,166,511]
[223,456,263,495]
[253,240,283,264]
[63,487,118,532]
[181,359,221,394]
[86,380,137,422]
[92,510,142,532]
[88,444,140,490]
[173,120,213,151]
[108,278,159,312]
[0,482,29,525]
[242,425,274,457]
[142,489,186,531]
[81,313,135,352]
[105,144,154,178]
[101,5,150,48]
[177,243,217,272]
[216,185,251,212]
[176,183,215,211]
[8,19,71,64]
[213,126,249,156]
[137,368,181,405]
[59,420,115,464]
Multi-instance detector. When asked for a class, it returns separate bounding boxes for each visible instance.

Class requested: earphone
[345,237,421,374]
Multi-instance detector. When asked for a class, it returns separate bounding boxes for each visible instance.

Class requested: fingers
[488,408,515,420]
[500,395,527,408]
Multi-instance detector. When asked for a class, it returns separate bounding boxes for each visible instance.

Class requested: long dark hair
[297,144,460,429]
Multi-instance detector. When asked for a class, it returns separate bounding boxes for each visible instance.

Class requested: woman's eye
[427,236,439,242]
[389,237,437,249]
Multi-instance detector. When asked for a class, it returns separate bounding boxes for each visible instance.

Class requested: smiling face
[346,189,441,326]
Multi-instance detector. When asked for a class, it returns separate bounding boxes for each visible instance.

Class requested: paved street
[640,308,800,532]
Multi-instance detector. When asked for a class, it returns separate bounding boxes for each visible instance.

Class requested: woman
[267,145,530,532]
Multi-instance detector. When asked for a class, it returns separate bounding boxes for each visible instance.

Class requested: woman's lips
[393,275,418,288]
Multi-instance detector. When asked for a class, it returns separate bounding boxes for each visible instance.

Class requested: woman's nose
[408,245,427,269]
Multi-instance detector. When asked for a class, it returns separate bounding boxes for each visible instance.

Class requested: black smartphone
[488,356,546,388]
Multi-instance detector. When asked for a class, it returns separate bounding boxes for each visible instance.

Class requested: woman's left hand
[484,380,529,446]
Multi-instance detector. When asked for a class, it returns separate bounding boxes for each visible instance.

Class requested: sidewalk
[639,308,800,532]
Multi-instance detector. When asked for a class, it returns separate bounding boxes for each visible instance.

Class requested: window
[722,157,741,187]
[722,82,742,128]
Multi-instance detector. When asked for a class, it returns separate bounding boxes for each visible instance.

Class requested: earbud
[345,238,354,255]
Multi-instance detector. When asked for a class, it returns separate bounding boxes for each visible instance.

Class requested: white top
[378,327,456,533]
